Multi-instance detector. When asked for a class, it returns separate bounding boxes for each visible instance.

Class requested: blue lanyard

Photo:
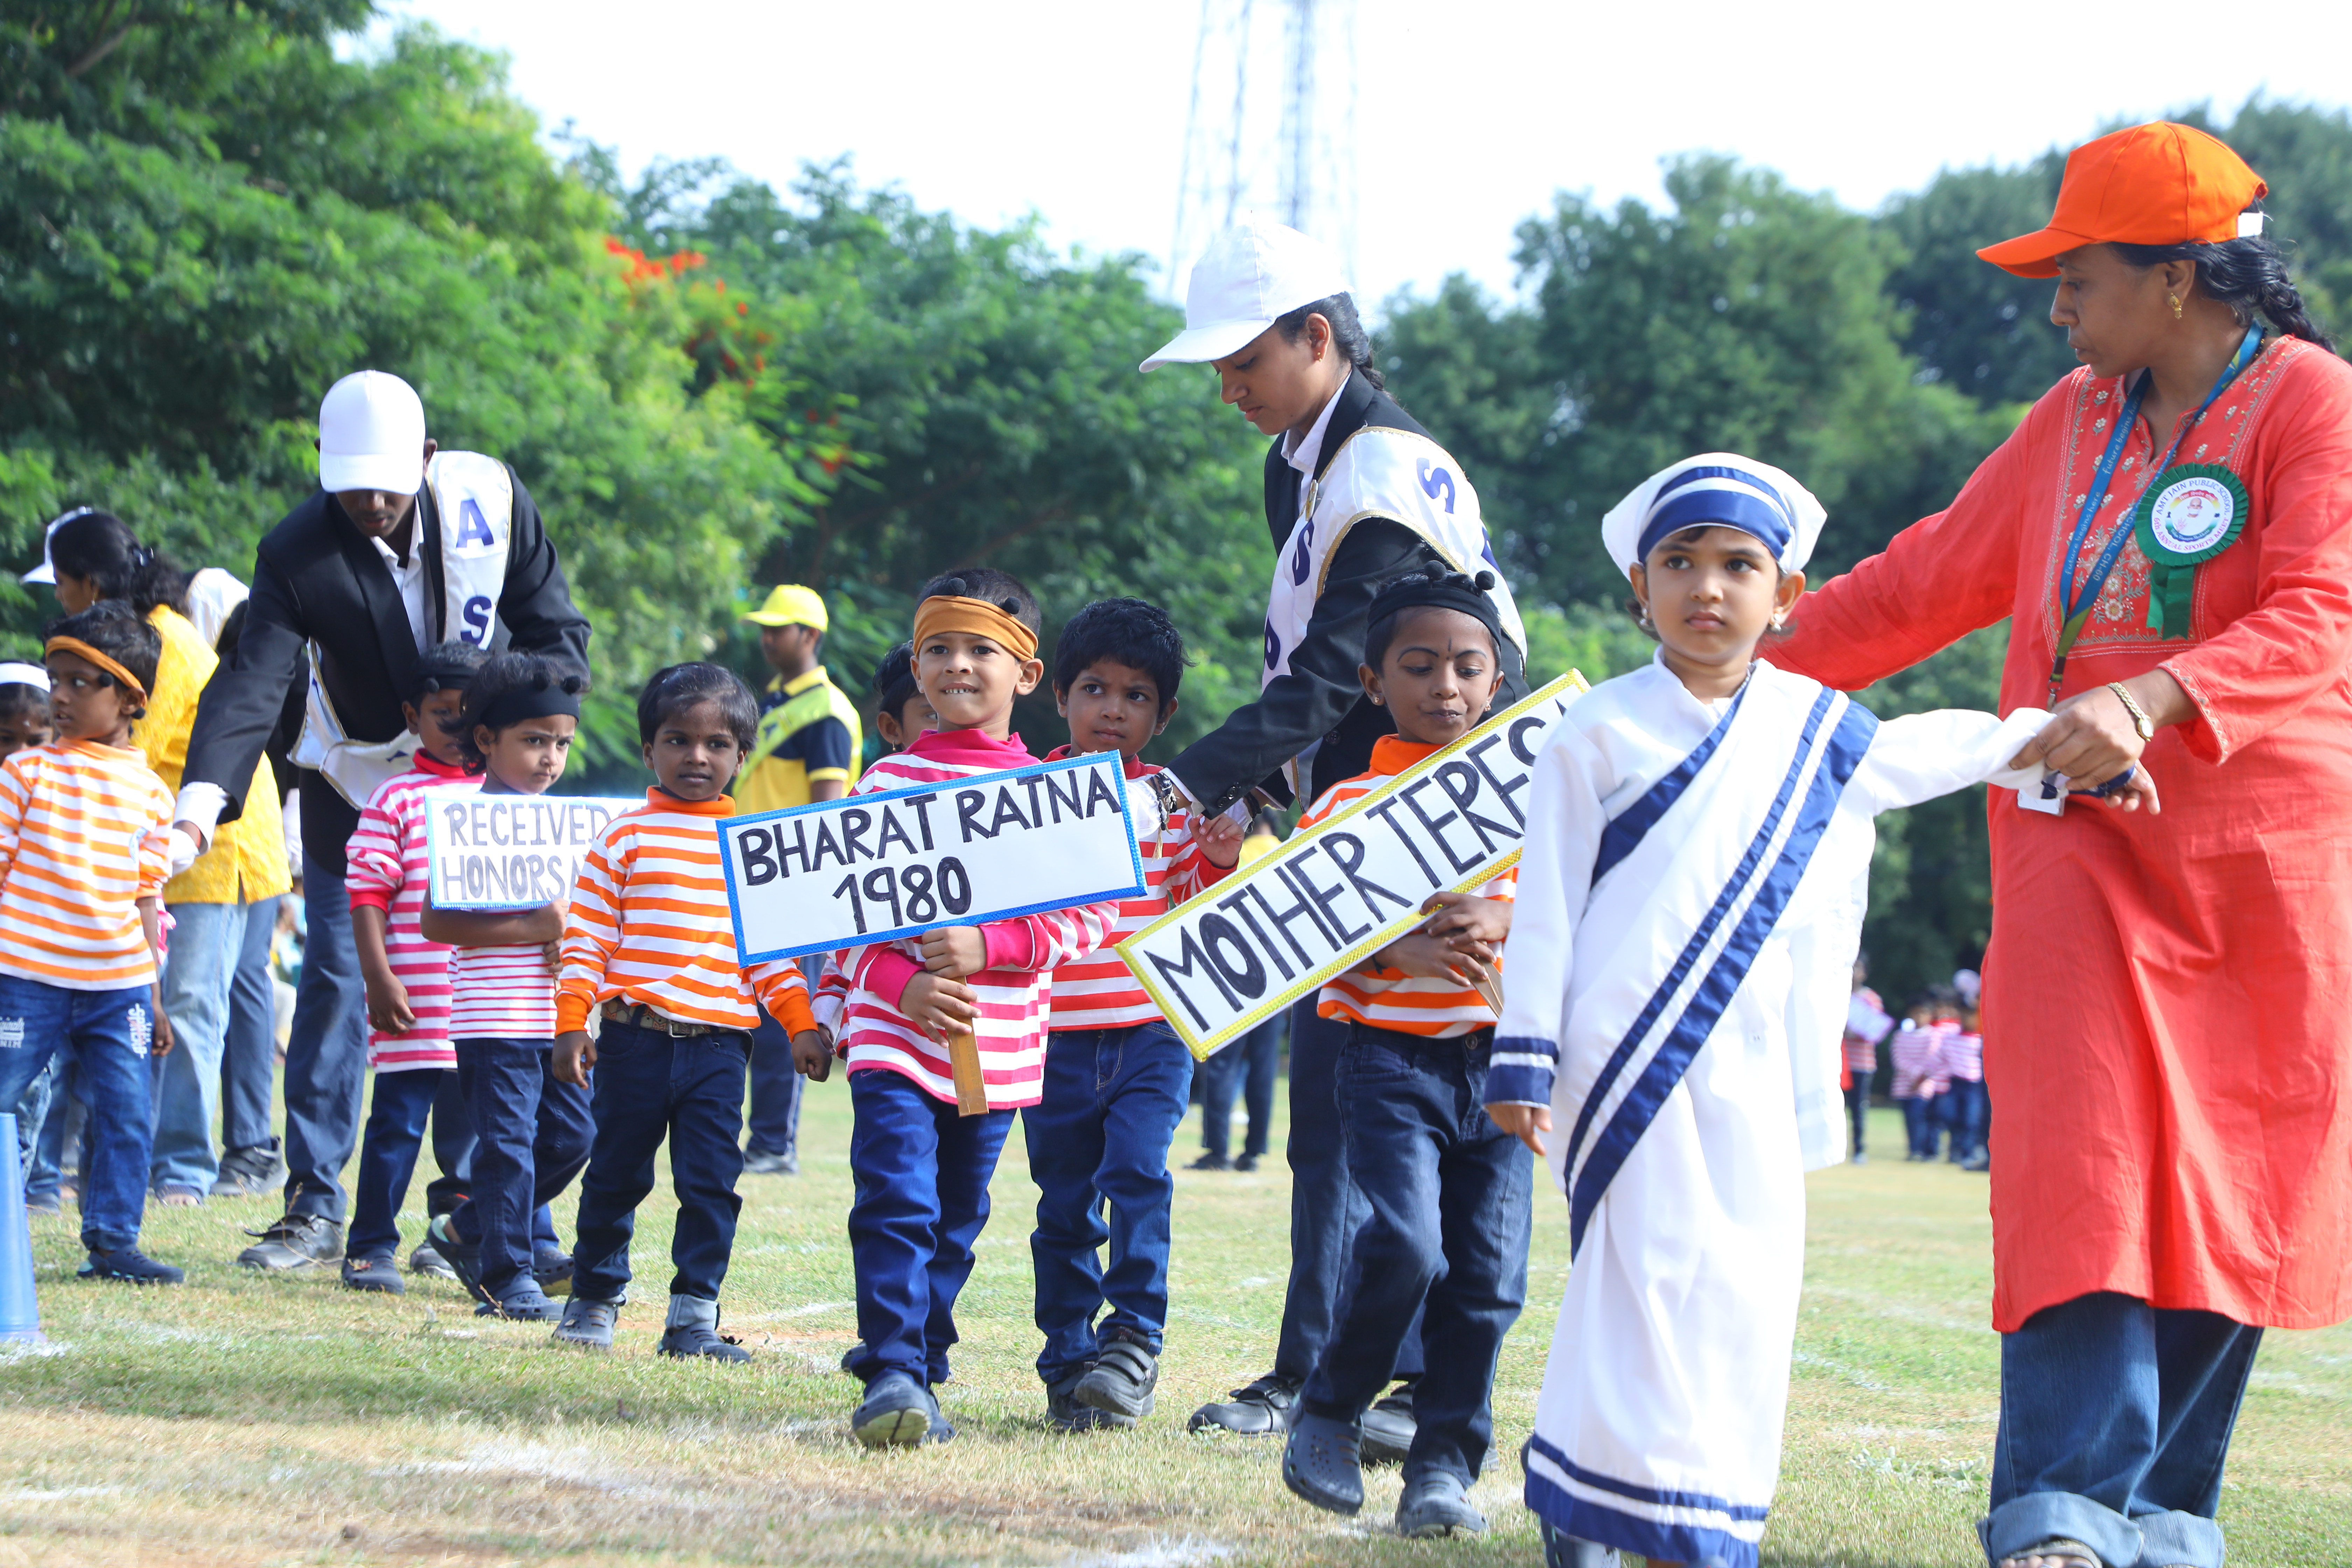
[2048,327,2263,699]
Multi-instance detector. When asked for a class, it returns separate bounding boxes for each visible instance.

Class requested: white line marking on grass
[1063,1536,1234,1568]
[0,1485,120,1501]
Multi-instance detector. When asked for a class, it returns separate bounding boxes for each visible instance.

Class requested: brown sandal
[1997,1542,2103,1568]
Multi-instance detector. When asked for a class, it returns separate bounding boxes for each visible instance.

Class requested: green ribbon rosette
[2131,463,2250,640]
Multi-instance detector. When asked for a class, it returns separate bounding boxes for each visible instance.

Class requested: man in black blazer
[175,371,589,1270]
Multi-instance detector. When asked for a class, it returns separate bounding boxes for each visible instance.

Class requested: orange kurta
[1775,337,2352,1333]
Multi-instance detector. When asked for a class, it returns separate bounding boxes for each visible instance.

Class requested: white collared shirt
[370,530,430,653]
[1281,369,1352,519]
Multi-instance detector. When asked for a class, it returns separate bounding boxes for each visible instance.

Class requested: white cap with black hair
[1141,214,1351,371]
[21,506,96,587]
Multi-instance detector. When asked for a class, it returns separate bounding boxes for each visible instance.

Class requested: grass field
[1,1090,2346,1567]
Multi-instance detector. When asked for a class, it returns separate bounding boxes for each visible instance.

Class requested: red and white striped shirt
[556,791,813,1037]
[1937,1028,1985,1085]
[450,942,558,1041]
[1842,984,1884,1074]
[1307,736,1518,1040]
[0,741,172,991]
[1042,746,1230,1031]
[838,729,1120,1110]
[1889,1021,1947,1098]
[345,755,476,1071]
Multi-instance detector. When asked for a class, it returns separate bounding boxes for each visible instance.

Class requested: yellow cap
[742,583,828,631]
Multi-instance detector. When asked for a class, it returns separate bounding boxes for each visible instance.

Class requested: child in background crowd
[1943,1004,1988,1170]
[0,663,60,1190]
[820,567,1121,1449]
[1890,1004,1936,1161]
[343,640,488,1293]
[1841,957,1888,1166]
[1913,986,1961,1161]
[868,640,937,756]
[0,604,179,1281]
[422,654,596,1321]
[1279,568,1527,1539]
[1028,598,1241,1431]
[552,663,822,1358]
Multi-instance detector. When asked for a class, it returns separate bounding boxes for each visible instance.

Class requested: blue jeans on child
[1301,1022,1533,1485]
[1945,1079,1987,1161]
[1984,1291,2262,1568]
[1022,1022,1192,1384]
[0,976,159,1254]
[218,892,280,1158]
[1196,1011,1280,1162]
[846,1066,1014,1386]
[1901,1092,1941,1158]
[351,1067,559,1262]
[449,1038,592,1299]
[571,1021,750,1303]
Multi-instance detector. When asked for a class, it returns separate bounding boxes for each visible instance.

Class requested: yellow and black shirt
[736,666,861,814]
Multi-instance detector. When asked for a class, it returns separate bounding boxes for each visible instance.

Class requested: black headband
[473,683,581,732]
[1366,567,1507,650]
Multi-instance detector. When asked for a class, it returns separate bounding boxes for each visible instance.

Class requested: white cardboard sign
[1118,672,1588,1058]
[422,791,638,911]
[718,751,1147,964]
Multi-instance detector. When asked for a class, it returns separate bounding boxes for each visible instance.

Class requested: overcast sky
[386,0,2349,312]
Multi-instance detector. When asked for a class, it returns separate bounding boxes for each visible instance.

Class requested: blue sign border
[718,750,1148,964]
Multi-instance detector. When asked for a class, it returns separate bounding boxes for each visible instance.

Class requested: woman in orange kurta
[1773,124,2352,1568]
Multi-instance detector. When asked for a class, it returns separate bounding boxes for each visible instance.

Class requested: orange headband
[44,636,147,704]
[912,594,1039,662]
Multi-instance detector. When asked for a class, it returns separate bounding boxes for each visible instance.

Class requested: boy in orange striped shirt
[552,664,822,1358]
[1278,569,1531,1539]
[0,603,183,1283]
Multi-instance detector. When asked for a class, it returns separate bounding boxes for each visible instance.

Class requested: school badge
[2132,463,2249,639]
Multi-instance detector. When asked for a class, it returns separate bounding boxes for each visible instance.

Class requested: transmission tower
[1168,0,1358,300]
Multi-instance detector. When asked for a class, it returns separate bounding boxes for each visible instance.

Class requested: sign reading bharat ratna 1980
[1118,671,1589,1058]
[717,750,1147,965]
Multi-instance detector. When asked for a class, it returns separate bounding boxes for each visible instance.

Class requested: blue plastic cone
[0,1113,45,1343]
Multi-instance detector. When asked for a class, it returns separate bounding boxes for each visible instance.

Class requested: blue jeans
[283,852,369,1220]
[348,1068,443,1261]
[0,976,158,1253]
[219,892,279,1155]
[18,1050,79,1204]
[449,1038,593,1299]
[1023,1022,1192,1383]
[1197,1011,1280,1161]
[571,1022,749,1303]
[1274,998,1427,1386]
[1302,1023,1532,1484]
[845,1066,1014,1386]
[1901,1093,1940,1158]
[1986,1292,2262,1568]
[148,898,254,1194]
[744,1014,803,1158]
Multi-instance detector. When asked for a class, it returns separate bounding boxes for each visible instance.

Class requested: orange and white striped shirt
[0,741,173,991]
[556,790,814,1038]
[1308,735,1517,1039]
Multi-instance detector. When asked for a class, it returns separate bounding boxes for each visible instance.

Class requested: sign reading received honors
[424,791,638,911]
[1119,672,1588,1058]
[719,751,1147,964]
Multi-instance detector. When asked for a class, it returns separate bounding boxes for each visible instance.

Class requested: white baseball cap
[318,370,427,495]
[1141,215,1352,371]
[20,505,94,586]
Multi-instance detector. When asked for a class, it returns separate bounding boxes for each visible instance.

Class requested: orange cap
[1977,122,2267,278]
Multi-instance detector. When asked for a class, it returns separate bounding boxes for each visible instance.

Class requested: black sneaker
[1186,1370,1298,1434]
[235,1213,342,1270]
[209,1139,285,1198]
[408,1238,459,1280]
[341,1255,406,1294]
[80,1246,184,1284]
[532,1244,574,1293]
[481,1284,562,1322]
[1233,1153,1260,1171]
[1074,1327,1157,1421]
[1045,1364,1126,1432]
[657,1294,752,1362]
[853,1371,932,1448]
[1362,1380,1416,1465]
[742,1148,798,1176]
[1187,1151,1231,1171]
[428,1214,497,1309]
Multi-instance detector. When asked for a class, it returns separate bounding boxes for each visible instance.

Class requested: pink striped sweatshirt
[345,755,477,1072]
[837,729,1120,1110]
[1040,746,1230,1032]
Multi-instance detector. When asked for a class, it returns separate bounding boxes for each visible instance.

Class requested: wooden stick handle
[947,1030,989,1117]
[1471,973,1505,1021]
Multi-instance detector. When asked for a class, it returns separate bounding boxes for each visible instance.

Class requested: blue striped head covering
[1601,452,1826,578]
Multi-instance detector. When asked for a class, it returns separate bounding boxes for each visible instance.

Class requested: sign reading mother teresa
[1120,672,1588,1058]
[719,752,1147,964]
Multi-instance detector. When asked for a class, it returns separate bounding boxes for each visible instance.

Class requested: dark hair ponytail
[1274,292,1385,392]
[48,511,192,618]
[2113,215,2336,351]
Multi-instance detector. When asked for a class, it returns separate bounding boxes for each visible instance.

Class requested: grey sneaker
[1045,1365,1127,1432]
[479,1284,562,1322]
[853,1371,932,1448]
[532,1244,574,1293]
[741,1148,798,1176]
[553,1296,621,1352]
[1282,1411,1364,1515]
[657,1294,751,1362]
[235,1213,342,1270]
[210,1140,285,1198]
[1073,1327,1157,1421]
[1396,1469,1488,1538]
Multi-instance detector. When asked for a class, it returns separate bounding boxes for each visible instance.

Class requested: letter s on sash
[1418,458,1456,515]
[461,595,492,644]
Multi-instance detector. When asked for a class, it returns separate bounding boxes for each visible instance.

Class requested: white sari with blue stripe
[1493,658,2046,1568]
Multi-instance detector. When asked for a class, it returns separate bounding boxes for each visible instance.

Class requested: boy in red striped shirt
[553,663,821,1358]
[1028,598,1241,1431]
[822,568,1120,1448]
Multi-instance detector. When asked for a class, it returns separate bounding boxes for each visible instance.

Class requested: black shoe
[1073,1328,1158,1422]
[1542,1519,1625,1568]
[479,1285,563,1322]
[657,1294,752,1362]
[532,1244,573,1293]
[209,1139,285,1198]
[1188,1151,1231,1171]
[341,1255,406,1294]
[80,1246,184,1284]
[1045,1365,1126,1432]
[1396,1469,1488,1538]
[853,1371,933,1448]
[1361,1380,1416,1465]
[408,1238,459,1280]
[428,1214,496,1309]
[742,1148,799,1176]
[1187,1371,1299,1435]
[1233,1153,1259,1171]
[235,1212,342,1270]
[1282,1411,1364,1514]
[926,1385,955,1444]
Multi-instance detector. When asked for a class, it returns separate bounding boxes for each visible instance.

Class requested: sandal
[1997,1541,2103,1568]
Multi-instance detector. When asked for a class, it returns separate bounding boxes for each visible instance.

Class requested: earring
[2170,292,2184,320]
[1638,602,1654,628]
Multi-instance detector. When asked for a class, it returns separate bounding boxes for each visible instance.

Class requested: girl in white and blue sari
[1484,455,2156,1568]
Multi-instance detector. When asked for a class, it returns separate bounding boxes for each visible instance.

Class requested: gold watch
[2106,681,2156,742]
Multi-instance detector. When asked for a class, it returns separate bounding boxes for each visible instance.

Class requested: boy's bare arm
[138,895,174,1057]
[352,904,417,1033]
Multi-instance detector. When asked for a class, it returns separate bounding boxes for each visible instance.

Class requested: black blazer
[183,469,591,871]
[1169,374,1527,815]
